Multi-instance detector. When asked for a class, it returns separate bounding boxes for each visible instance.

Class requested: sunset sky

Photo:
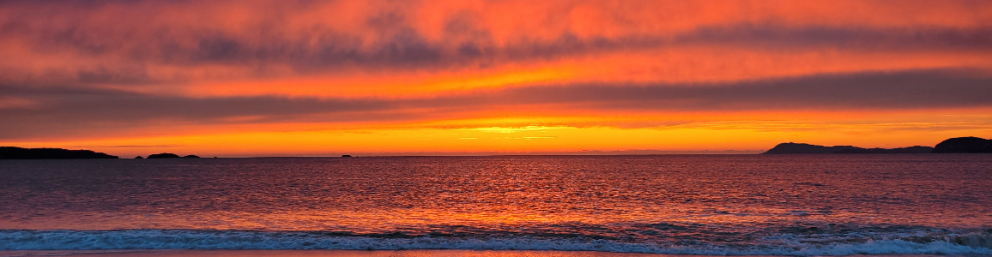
[2,0,991,157]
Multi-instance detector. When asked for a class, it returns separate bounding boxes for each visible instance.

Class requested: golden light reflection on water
[1,155,990,241]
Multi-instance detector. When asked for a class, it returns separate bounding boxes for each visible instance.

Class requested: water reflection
[1,155,990,245]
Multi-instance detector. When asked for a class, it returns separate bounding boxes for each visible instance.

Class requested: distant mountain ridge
[4,136,989,159]
[764,143,933,154]
[0,146,118,159]
[766,136,992,154]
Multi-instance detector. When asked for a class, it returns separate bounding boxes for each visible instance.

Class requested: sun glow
[2,1,991,156]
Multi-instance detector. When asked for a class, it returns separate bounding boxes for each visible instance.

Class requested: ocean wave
[1,229,990,256]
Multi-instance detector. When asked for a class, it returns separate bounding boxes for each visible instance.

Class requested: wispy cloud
[2,0,991,153]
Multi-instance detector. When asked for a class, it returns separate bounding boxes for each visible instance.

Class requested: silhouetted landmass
[146,153,181,159]
[837,146,935,154]
[932,137,992,153]
[145,153,203,159]
[0,146,118,159]
[764,143,933,154]
[134,156,144,159]
[342,155,353,157]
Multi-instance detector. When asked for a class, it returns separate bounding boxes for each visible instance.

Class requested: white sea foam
[1,230,990,256]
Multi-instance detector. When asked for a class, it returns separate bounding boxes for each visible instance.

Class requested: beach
[0,250,660,257]
[0,251,943,257]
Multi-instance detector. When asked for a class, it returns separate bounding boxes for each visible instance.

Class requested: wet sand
[0,250,672,257]
[0,250,945,257]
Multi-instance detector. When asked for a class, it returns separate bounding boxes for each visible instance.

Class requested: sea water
[1,155,990,255]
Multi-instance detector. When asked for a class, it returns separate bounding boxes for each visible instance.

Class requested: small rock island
[146,153,181,159]
[145,153,201,159]
[0,146,119,159]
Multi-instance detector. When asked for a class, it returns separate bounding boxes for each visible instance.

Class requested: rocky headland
[932,137,992,153]
[0,146,119,159]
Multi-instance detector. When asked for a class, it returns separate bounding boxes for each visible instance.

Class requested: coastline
[0,250,678,257]
[0,250,948,257]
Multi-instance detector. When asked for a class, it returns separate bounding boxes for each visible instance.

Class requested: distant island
[145,153,201,159]
[764,143,933,154]
[766,136,991,154]
[0,146,118,159]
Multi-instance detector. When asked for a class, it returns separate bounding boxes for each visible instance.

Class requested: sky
[2,0,992,157]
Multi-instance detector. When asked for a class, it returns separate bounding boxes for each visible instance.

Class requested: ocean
[1,155,990,256]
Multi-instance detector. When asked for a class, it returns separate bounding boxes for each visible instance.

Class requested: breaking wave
[1,229,989,256]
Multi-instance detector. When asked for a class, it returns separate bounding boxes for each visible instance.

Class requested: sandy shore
[0,250,947,257]
[0,250,732,257]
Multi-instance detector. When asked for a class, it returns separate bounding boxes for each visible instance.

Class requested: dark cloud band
[2,70,990,139]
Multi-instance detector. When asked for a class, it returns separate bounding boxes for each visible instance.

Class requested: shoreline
[0,250,948,257]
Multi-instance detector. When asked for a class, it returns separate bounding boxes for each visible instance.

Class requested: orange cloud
[2,0,991,155]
